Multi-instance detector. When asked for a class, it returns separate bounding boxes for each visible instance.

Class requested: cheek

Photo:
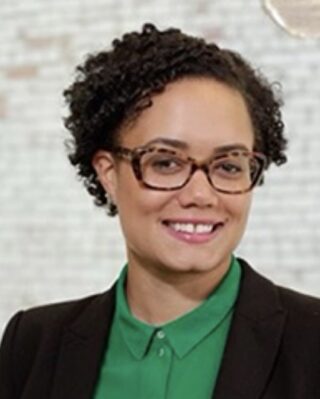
[225,194,252,223]
[116,188,174,249]
[115,175,174,218]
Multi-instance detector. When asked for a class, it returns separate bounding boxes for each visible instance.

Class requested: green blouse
[94,257,241,399]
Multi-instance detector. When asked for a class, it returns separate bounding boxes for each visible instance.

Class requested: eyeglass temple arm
[114,146,133,160]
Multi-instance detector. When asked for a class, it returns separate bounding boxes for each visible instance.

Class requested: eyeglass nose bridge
[182,161,215,190]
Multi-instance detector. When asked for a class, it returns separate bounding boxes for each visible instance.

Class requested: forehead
[120,77,254,152]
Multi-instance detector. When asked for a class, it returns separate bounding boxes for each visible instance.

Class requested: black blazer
[1,259,320,399]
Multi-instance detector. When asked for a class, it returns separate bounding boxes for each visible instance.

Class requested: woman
[1,23,319,399]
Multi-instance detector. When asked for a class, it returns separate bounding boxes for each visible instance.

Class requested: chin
[160,254,229,275]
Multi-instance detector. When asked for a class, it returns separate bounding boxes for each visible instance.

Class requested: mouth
[162,220,225,243]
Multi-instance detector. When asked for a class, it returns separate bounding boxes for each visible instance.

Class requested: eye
[213,160,244,178]
[147,155,186,174]
[221,162,242,173]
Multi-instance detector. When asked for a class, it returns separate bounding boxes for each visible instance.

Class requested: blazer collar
[50,285,116,399]
[213,259,287,399]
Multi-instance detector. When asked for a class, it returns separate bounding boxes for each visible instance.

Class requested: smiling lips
[162,220,225,243]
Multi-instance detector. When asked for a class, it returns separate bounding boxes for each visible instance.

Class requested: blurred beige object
[264,0,320,38]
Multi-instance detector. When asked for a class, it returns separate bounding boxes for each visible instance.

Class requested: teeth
[195,224,213,233]
[169,223,214,234]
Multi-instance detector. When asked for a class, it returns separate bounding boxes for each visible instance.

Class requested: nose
[176,169,219,208]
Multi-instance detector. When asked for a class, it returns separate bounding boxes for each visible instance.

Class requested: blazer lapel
[50,287,116,399]
[213,261,287,399]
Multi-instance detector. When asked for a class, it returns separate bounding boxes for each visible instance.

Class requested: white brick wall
[1,0,320,334]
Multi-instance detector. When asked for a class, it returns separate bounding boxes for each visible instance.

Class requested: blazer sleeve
[0,311,24,399]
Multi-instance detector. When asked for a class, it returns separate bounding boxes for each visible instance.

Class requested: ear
[92,150,118,203]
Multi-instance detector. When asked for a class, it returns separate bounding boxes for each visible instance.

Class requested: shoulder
[0,287,116,356]
[0,289,116,398]
[277,284,320,314]
[15,290,113,328]
[237,257,320,327]
[275,285,320,339]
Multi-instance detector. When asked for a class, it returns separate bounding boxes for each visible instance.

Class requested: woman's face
[93,78,255,280]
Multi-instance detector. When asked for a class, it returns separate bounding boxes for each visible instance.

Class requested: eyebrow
[142,137,251,154]
[143,137,189,150]
[214,144,251,153]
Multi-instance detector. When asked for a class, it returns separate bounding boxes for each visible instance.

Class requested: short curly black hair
[64,23,287,216]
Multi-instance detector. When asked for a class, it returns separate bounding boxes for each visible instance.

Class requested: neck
[125,258,230,325]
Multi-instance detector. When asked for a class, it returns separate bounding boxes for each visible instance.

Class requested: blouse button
[158,348,165,357]
[156,330,165,339]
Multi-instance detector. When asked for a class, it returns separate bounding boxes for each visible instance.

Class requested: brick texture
[1,0,320,334]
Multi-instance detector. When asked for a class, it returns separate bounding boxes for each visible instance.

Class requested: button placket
[142,329,173,399]
[155,330,166,358]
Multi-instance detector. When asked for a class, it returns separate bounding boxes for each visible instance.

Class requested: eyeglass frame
[112,145,267,194]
